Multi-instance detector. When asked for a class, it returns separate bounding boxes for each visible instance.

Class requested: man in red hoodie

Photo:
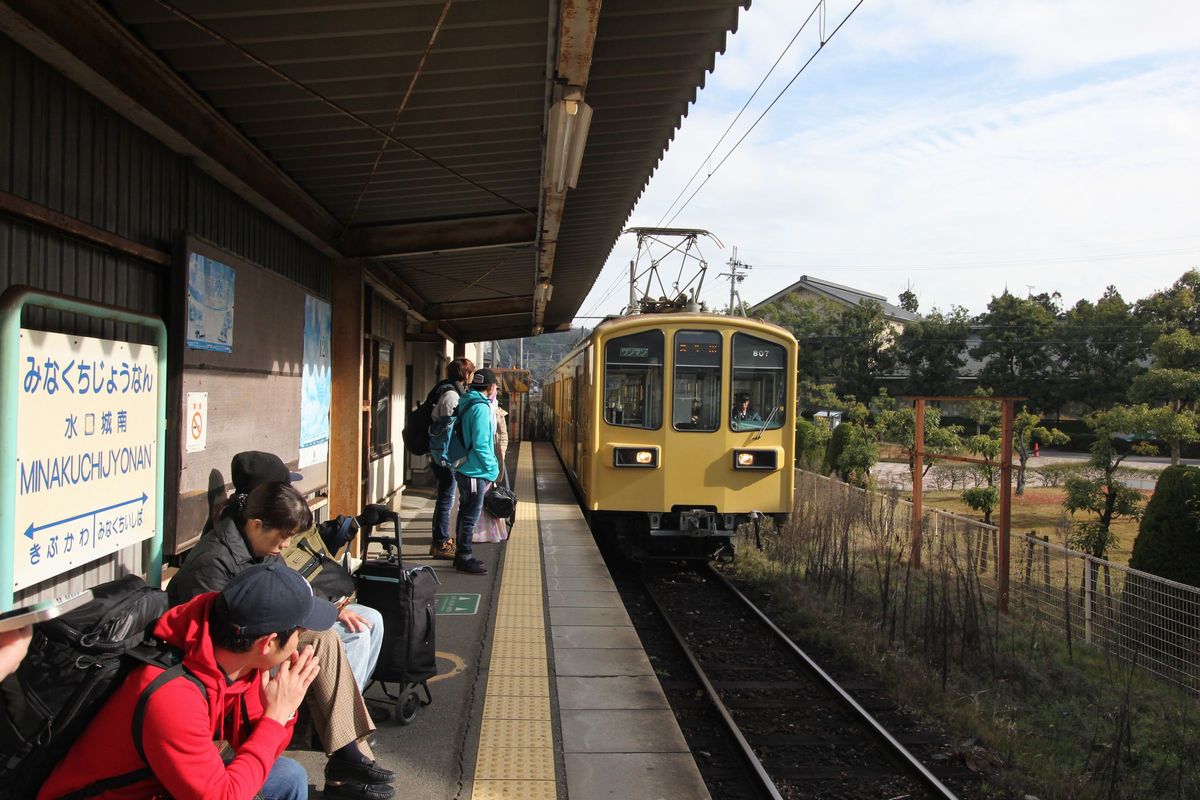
[37,563,336,800]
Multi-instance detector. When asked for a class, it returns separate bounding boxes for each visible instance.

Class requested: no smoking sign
[186,392,207,453]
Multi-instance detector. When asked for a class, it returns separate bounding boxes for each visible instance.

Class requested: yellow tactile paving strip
[471,447,557,799]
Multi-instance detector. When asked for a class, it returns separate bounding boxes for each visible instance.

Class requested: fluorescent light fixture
[545,86,593,192]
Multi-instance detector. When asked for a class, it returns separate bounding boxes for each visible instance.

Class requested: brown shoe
[430,540,456,559]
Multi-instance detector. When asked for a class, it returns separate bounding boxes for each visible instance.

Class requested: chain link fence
[789,469,1200,694]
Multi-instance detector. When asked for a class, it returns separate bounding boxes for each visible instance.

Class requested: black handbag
[484,459,517,524]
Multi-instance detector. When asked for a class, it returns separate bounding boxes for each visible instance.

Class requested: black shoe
[326,756,397,786]
[323,781,395,800]
[453,556,488,575]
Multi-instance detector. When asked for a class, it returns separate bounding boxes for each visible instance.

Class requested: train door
[573,364,584,477]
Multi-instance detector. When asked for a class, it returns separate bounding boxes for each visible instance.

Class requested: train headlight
[614,446,659,468]
[732,449,779,470]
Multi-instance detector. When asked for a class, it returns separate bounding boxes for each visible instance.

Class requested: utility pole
[718,247,751,315]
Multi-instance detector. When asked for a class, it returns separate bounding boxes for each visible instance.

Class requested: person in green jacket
[452,368,500,574]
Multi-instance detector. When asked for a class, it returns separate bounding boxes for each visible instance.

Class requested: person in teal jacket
[452,368,500,574]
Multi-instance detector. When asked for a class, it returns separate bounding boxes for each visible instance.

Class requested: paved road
[872,450,1180,492]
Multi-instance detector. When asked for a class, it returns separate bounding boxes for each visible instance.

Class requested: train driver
[731,392,762,426]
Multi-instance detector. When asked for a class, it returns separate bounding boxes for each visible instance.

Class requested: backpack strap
[55,662,205,800]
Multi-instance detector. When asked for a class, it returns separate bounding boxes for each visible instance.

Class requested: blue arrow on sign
[23,493,149,539]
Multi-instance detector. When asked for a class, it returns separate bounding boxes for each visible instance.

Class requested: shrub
[823,421,850,476]
[1130,466,1200,587]
[794,419,827,470]
[962,486,999,524]
[1029,462,1084,488]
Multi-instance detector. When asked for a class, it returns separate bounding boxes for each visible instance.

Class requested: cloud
[575,0,1200,322]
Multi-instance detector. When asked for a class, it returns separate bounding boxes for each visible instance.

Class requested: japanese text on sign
[13,330,158,590]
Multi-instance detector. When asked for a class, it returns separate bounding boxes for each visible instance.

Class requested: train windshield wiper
[752,404,780,440]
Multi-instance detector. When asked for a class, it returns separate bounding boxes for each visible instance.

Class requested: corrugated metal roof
[103,0,748,341]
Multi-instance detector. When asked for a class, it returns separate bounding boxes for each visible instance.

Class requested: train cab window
[673,330,722,431]
[730,333,787,432]
[603,331,664,428]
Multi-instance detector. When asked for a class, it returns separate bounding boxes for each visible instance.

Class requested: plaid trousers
[298,627,375,758]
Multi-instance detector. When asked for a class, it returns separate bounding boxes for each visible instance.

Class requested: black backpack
[401,381,456,456]
[0,575,169,798]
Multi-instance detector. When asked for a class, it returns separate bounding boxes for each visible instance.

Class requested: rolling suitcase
[354,510,439,724]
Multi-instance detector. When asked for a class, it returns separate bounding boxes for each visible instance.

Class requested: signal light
[635,450,653,464]
[736,452,755,467]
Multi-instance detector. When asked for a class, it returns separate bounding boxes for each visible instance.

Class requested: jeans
[337,602,385,691]
[431,462,456,545]
[260,756,308,800]
[453,473,490,559]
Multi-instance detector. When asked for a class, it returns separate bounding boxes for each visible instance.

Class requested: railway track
[637,563,962,800]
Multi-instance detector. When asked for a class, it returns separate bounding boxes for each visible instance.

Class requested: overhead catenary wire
[664,0,866,228]
[654,3,821,228]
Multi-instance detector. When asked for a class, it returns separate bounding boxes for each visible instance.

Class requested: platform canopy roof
[0,0,748,341]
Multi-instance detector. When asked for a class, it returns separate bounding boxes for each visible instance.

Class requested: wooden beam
[425,295,534,321]
[0,190,170,266]
[329,260,365,523]
[343,214,536,258]
[0,0,343,258]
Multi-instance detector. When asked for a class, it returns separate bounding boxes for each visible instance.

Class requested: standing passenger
[451,369,500,574]
[429,357,475,559]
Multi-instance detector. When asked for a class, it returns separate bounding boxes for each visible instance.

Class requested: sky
[572,0,1200,323]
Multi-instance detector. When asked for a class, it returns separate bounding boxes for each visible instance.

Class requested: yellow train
[546,312,797,558]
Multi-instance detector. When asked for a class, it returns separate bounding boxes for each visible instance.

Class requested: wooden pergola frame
[908,396,1025,613]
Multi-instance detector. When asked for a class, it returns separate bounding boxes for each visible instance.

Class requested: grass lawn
[902,487,1145,565]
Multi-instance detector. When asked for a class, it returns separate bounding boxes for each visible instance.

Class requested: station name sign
[13,330,158,589]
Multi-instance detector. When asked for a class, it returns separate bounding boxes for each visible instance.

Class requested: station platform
[293,442,710,799]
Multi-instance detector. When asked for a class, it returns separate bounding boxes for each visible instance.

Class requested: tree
[1012,408,1070,494]
[898,288,919,313]
[831,300,896,401]
[962,487,999,525]
[962,386,1000,436]
[1131,329,1200,464]
[1056,286,1146,410]
[895,306,971,396]
[1129,466,1200,587]
[1063,405,1161,559]
[823,401,876,486]
[1135,269,1200,336]
[756,295,839,384]
[874,392,963,477]
[971,292,1060,411]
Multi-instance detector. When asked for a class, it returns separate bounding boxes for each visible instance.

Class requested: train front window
[673,330,722,431]
[731,333,787,432]
[603,331,664,429]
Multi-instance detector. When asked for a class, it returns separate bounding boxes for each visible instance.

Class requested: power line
[664,0,867,227]
[654,3,821,227]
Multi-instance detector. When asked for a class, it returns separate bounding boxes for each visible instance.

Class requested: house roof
[751,275,920,323]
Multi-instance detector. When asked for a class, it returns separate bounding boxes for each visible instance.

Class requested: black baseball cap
[220,563,337,637]
[469,368,499,390]
[231,451,303,494]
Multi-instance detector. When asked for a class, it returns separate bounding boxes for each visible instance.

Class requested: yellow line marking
[471,447,556,799]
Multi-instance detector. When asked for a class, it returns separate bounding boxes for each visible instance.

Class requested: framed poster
[299,295,332,469]
[186,253,235,352]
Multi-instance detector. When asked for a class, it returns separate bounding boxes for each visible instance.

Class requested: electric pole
[718,247,751,315]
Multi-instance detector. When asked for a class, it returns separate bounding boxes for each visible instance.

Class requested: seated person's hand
[337,607,373,633]
[263,644,320,725]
